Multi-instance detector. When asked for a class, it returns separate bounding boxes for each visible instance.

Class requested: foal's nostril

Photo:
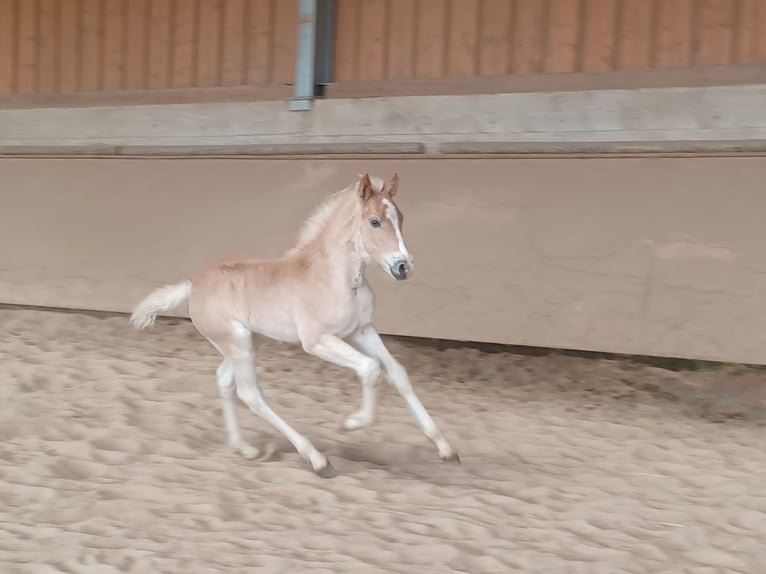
[397,262,407,276]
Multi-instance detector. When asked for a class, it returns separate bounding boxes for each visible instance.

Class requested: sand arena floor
[0,307,764,573]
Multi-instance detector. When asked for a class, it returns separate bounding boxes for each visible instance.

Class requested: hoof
[314,460,336,479]
[338,420,356,433]
[340,414,374,432]
[441,451,461,465]
[231,442,260,460]
[239,445,260,460]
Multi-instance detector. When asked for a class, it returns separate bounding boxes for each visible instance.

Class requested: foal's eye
[369,218,381,229]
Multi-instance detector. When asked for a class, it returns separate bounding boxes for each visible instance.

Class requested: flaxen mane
[288,175,385,253]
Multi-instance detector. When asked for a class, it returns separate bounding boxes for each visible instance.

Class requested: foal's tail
[129,280,192,330]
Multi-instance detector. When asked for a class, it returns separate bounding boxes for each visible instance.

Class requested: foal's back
[188,254,309,345]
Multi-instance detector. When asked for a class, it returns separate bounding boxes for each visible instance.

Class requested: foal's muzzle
[389,259,412,281]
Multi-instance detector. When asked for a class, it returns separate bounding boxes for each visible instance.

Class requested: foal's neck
[301,194,368,290]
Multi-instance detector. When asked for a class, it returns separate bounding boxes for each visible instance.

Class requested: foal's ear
[382,173,399,197]
[357,173,374,201]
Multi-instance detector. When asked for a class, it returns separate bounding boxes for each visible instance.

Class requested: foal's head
[357,173,414,281]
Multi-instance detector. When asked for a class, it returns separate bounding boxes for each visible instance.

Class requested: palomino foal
[130,173,458,477]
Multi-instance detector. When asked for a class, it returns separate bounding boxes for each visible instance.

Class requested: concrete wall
[2,155,766,365]
[2,84,766,154]
[4,84,766,363]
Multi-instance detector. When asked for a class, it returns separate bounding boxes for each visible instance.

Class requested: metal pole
[290,0,318,111]
[314,0,335,88]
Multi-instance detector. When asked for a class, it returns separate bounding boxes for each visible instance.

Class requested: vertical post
[290,0,318,111]
[314,0,335,88]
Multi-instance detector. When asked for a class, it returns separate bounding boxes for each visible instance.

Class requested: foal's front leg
[350,324,459,463]
[301,333,382,431]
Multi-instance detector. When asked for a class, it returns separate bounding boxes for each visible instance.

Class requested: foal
[130,173,458,477]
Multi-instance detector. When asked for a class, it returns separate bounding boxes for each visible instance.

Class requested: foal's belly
[243,283,375,343]
[245,303,302,344]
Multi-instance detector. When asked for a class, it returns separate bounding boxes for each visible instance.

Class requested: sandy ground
[0,308,764,573]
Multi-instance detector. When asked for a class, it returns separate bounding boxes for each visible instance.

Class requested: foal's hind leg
[350,324,459,463]
[232,355,334,477]
[217,333,334,477]
[216,359,259,459]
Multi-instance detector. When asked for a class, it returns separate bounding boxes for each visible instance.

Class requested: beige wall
[2,155,766,365]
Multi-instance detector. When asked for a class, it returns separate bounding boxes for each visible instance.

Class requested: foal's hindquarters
[187,267,339,478]
[188,267,459,478]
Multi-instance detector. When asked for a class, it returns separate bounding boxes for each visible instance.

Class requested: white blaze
[382,198,409,258]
